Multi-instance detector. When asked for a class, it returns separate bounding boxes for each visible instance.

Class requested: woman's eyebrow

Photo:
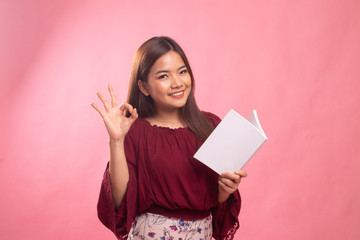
[155,65,186,75]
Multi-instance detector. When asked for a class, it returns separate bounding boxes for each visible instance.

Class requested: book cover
[194,109,267,174]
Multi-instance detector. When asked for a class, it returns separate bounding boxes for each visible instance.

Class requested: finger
[130,108,138,119]
[126,108,138,123]
[97,92,110,111]
[221,172,241,183]
[119,103,134,115]
[219,176,240,188]
[117,103,125,116]
[90,103,105,118]
[108,84,118,107]
[218,180,235,193]
[235,170,248,178]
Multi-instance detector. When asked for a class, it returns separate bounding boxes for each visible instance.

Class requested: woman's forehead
[150,51,185,73]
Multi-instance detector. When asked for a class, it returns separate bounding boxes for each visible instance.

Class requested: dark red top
[97,112,241,240]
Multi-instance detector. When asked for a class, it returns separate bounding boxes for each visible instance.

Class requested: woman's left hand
[218,170,248,203]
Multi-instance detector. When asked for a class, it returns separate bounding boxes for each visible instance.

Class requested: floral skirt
[127,212,213,240]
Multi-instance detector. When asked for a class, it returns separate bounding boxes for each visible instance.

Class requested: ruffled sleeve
[97,127,139,239]
[211,190,241,240]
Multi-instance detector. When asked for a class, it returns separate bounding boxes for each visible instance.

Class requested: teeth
[170,91,183,96]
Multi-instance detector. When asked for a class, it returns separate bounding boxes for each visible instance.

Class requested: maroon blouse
[97,112,241,240]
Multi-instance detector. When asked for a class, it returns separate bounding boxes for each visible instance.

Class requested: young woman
[91,36,247,240]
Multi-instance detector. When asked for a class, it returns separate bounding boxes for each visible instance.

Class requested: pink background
[1,0,360,239]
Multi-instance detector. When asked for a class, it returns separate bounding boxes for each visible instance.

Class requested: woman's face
[138,50,192,114]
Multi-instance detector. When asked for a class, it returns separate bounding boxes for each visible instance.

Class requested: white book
[194,109,267,174]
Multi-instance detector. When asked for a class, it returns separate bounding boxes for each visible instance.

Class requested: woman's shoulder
[125,117,146,139]
[127,117,148,134]
[201,111,221,126]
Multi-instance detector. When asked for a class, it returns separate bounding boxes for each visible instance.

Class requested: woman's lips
[169,90,184,98]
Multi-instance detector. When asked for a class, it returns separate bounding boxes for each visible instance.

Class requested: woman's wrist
[108,137,125,146]
[218,189,231,203]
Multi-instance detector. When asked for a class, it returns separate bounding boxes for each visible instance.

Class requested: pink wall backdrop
[1,0,360,239]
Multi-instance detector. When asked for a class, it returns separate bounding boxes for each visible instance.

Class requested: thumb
[129,108,138,121]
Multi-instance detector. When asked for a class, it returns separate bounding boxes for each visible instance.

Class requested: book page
[247,110,267,139]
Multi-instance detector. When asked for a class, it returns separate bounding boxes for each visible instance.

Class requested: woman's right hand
[90,84,138,141]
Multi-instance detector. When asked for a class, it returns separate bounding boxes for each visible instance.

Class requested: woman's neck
[146,109,186,129]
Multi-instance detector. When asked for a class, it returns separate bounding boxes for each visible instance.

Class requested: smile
[169,91,184,97]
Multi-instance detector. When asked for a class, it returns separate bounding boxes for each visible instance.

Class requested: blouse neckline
[138,118,189,132]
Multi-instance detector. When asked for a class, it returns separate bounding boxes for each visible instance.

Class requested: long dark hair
[127,36,214,141]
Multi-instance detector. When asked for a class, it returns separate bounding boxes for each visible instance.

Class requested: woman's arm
[91,84,138,209]
[218,170,247,203]
[108,138,130,209]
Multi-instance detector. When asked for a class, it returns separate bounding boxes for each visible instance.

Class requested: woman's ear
[138,80,150,96]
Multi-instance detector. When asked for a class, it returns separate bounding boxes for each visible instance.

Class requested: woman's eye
[180,69,187,74]
[159,74,168,79]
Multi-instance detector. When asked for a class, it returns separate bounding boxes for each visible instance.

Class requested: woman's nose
[171,75,183,88]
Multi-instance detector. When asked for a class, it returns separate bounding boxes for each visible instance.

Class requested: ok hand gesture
[90,84,138,142]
